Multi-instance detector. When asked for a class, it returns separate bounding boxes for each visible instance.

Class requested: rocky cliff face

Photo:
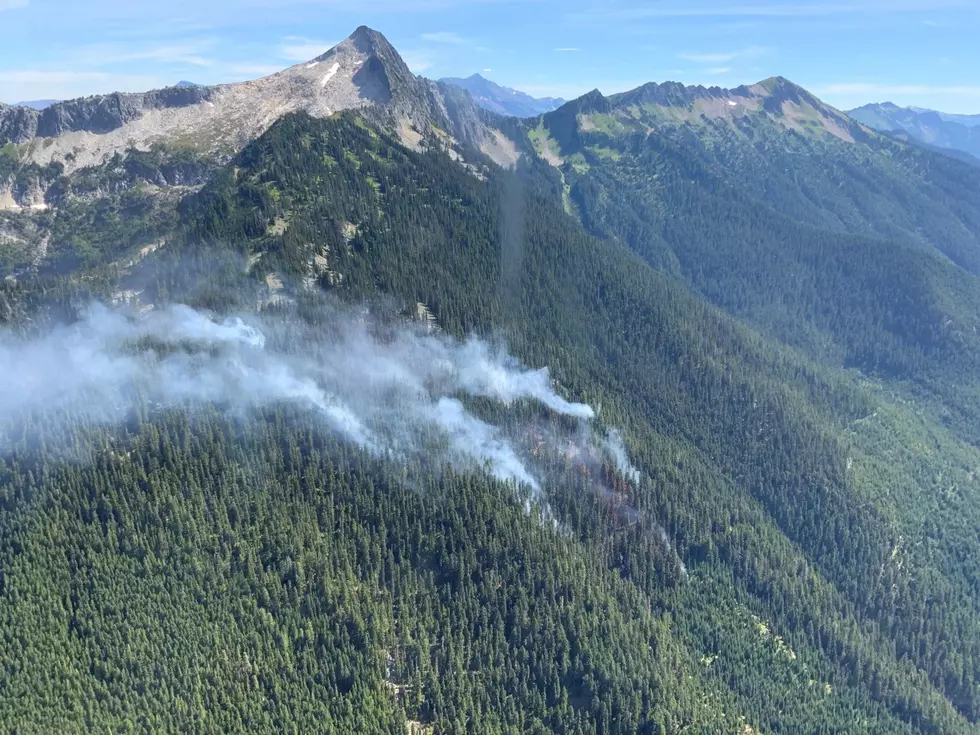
[39,86,216,138]
[1,86,216,146]
[310,26,487,149]
[0,103,39,145]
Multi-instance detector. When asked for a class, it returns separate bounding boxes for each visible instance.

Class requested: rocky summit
[0,26,511,184]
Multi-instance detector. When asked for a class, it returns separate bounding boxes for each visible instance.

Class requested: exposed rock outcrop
[1,26,503,176]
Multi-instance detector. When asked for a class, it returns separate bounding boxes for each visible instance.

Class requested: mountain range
[11,99,59,110]
[848,101,980,159]
[2,26,980,734]
[0,26,514,184]
[439,73,564,117]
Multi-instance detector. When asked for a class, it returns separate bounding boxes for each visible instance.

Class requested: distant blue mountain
[175,81,201,88]
[439,74,563,118]
[14,99,59,110]
[848,102,980,159]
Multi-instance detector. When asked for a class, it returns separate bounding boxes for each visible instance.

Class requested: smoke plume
[603,428,640,483]
[0,301,594,491]
[0,298,690,572]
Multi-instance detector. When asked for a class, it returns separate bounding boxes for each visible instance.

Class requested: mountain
[12,99,59,110]
[0,27,511,182]
[0,25,524,226]
[2,28,980,734]
[879,127,980,167]
[910,106,980,127]
[512,77,980,423]
[518,75,980,275]
[440,73,564,117]
[174,80,200,88]
[0,25,520,275]
[848,101,980,158]
[4,107,980,734]
[853,102,980,130]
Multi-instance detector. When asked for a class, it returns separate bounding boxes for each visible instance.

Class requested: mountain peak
[756,75,793,89]
[439,73,565,117]
[318,26,400,64]
[754,76,816,104]
[576,89,609,113]
[312,26,420,105]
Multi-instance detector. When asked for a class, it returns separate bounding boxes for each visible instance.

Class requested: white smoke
[0,301,595,492]
[451,340,595,419]
[428,397,540,491]
[0,299,691,573]
[603,428,640,483]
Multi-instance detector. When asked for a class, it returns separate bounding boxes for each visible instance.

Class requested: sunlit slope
[1,111,976,732]
[509,81,980,435]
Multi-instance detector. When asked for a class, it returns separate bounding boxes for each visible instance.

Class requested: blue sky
[2,0,980,113]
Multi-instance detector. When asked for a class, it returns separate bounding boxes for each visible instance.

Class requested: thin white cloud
[572,0,965,20]
[554,47,580,52]
[705,67,732,75]
[421,31,467,44]
[97,18,216,39]
[0,0,28,9]
[117,44,214,67]
[278,36,337,62]
[679,46,770,64]
[68,39,219,68]
[483,67,493,72]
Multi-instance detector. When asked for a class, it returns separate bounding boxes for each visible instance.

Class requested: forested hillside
[512,84,980,437]
[1,110,980,733]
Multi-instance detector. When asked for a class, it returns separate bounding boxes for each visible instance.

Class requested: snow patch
[320,63,341,88]
[727,100,738,107]
[306,61,320,69]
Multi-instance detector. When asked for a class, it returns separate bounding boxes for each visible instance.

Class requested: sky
[1,0,980,113]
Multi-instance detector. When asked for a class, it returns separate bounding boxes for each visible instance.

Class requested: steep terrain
[511,78,980,413]
[4,110,980,733]
[0,27,516,277]
[440,73,564,117]
[1,28,980,735]
[849,101,980,159]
